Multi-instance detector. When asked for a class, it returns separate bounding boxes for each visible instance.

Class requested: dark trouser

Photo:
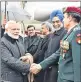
[34,70,45,82]
[44,65,58,82]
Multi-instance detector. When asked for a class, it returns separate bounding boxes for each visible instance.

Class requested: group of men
[1,6,81,82]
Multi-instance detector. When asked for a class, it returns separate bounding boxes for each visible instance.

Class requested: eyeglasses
[52,20,60,23]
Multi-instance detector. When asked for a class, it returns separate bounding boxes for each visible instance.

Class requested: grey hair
[5,20,16,29]
[41,22,53,32]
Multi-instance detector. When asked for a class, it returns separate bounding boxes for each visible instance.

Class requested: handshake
[20,53,42,74]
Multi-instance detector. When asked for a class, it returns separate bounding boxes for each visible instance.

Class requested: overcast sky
[1,2,80,19]
[24,2,80,19]
[1,2,80,11]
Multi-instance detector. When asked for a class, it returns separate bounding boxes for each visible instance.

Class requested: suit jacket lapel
[29,37,38,47]
[25,37,36,49]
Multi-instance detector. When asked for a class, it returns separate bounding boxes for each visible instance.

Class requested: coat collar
[62,25,79,40]
[54,27,64,36]
[4,34,18,43]
[3,34,25,57]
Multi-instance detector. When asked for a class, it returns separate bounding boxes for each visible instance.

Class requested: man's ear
[69,15,73,22]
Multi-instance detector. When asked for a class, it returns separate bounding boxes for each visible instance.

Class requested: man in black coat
[33,22,53,82]
[24,25,42,55]
[1,20,30,82]
[24,25,42,82]
[34,22,53,63]
[30,10,67,82]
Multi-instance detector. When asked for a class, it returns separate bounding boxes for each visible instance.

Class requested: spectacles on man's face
[52,20,60,24]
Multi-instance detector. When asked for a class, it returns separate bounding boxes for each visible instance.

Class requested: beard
[53,26,62,31]
[53,24,63,31]
[7,32,19,39]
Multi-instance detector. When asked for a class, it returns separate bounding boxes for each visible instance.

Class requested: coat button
[49,66,52,69]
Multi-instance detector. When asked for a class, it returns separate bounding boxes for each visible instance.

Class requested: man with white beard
[1,20,30,82]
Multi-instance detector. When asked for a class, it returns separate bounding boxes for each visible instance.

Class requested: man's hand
[20,53,33,64]
[30,63,42,74]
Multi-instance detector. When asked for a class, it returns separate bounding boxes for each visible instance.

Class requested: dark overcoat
[34,27,66,82]
[43,27,66,82]
[24,35,42,55]
[1,34,30,82]
[33,34,51,82]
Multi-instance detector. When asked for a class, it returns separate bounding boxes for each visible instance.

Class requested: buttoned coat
[24,35,42,55]
[1,34,30,82]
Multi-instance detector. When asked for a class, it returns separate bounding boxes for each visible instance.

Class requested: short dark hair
[27,25,35,30]
[64,12,81,23]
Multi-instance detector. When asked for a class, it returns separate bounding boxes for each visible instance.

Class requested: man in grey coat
[1,20,30,82]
